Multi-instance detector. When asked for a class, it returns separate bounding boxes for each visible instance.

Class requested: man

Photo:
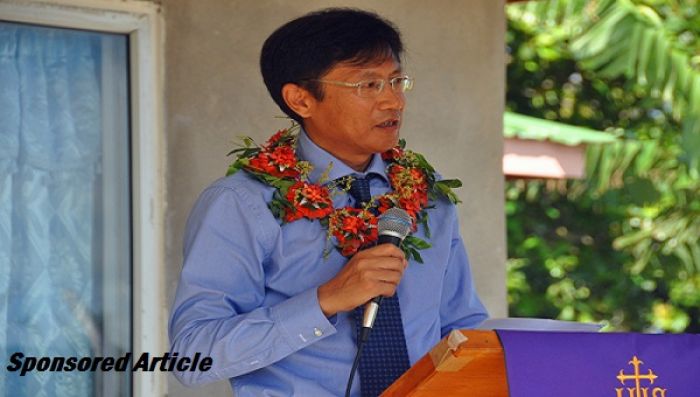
[169,8,487,396]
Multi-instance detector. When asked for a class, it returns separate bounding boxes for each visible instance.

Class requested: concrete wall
[164,1,506,395]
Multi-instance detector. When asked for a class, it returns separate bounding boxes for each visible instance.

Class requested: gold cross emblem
[616,356,667,397]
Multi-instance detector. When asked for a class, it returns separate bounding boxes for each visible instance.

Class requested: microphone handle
[377,233,402,246]
[362,296,383,329]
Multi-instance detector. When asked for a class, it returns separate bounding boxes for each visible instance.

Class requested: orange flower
[269,146,296,169]
[410,168,426,185]
[284,181,333,222]
[329,208,378,256]
[229,125,458,259]
[247,148,300,178]
[376,196,396,214]
[247,153,277,174]
[265,128,288,148]
[301,184,326,202]
[399,197,421,220]
[341,215,365,235]
[381,145,404,161]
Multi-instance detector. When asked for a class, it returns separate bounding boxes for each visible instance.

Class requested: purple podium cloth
[497,330,700,397]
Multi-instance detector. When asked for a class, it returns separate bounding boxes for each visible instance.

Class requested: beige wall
[164,1,506,395]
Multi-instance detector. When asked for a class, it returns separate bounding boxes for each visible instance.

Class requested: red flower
[283,181,333,222]
[247,153,276,174]
[229,126,455,260]
[410,168,426,185]
[265,129,288,148]
[269,145,295,166]
[341,215,366,235]
[301,184,326,202]
[415,190,429,206]
[382,146,404,161]
[388,164,404,184]
[399,197,422,221]
[329,208,378,256]
[246,147,300,178]
[376,196,396,214]
[388,164,428,201]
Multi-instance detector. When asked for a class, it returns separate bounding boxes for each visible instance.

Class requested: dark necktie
[348,176,411,397]
[348,175,373,208]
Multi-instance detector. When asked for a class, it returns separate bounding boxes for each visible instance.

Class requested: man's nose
[377,85,405,111]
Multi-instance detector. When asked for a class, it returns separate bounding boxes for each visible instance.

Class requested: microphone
[361,208,413,333]
[345,208,413,397]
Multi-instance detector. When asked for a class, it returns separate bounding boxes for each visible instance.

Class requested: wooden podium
[382,330,510,396]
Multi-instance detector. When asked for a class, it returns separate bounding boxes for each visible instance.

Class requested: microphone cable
[345,322,374,397]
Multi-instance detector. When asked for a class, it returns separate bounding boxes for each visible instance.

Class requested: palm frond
[569,0,700,166]
[507,0,592,33]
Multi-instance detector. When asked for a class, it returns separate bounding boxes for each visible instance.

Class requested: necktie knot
[348,176,372,208]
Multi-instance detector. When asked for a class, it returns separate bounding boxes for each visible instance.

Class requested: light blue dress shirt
[168,130,488,396]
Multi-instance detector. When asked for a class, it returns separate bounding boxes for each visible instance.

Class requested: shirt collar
[296,128,388,184]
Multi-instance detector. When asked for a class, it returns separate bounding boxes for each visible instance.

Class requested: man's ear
[281,83,316,119]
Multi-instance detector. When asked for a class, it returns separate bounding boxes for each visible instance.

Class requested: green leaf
[580,27,631,72]
[681,119,700,171]
[419,213,432,239]
[598,45,632,78]
[625,23,643,78]
[691,76,700,116]
[227,147,259,157]
[434,181,462,204]
[585,144,602,181]
[673,50,690,96]
[636,28,654,86]
[226,158,249,176]
[612,140,641,177]
[412,153,436,173]
[690,243,700,273]
[436,179,463,189]
[404,235,432,250]
[596,142,615,192]
[653,33,669,91]
[226,163,239,176]
[613,229,652,250]
[407,248,425,264]
[674,243,695,274]
[634,141,658,175]
[243,136,256,147]
[635,4,663,27]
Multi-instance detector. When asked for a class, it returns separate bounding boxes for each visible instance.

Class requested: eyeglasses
[308,75,415,98]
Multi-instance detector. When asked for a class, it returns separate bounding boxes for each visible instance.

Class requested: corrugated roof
[504,112,619,146]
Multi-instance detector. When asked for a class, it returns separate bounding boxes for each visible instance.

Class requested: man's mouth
[376,119,400,128]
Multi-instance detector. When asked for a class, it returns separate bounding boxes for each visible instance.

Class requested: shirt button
[314,327,323,337]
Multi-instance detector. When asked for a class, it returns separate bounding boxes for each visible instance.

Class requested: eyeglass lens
[360,77,413,96]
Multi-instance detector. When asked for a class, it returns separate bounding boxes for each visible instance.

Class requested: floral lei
[226,122,462,262]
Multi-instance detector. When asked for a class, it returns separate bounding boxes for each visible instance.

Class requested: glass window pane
[0,21,131,397]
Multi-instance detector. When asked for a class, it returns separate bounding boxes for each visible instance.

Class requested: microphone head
[377,208,412,241]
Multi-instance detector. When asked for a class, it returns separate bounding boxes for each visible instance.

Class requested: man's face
[303,58,406,171]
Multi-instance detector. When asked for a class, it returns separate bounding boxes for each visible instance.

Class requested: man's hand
[317,244,407,317]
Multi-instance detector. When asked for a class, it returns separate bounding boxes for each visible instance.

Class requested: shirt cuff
[270,287,337,351]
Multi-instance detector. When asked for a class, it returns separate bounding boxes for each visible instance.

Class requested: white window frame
[0,1,166,396]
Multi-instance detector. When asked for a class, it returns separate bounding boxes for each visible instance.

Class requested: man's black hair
[260,8,404,123]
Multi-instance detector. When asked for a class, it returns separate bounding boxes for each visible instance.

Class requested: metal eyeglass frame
[306,75,414,98]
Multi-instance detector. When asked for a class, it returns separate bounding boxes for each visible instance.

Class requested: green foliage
[403,235,432,264]
[435,179,463,204]
[569,0,700,170]
[506,0,700,333]
[226,136,260,176]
